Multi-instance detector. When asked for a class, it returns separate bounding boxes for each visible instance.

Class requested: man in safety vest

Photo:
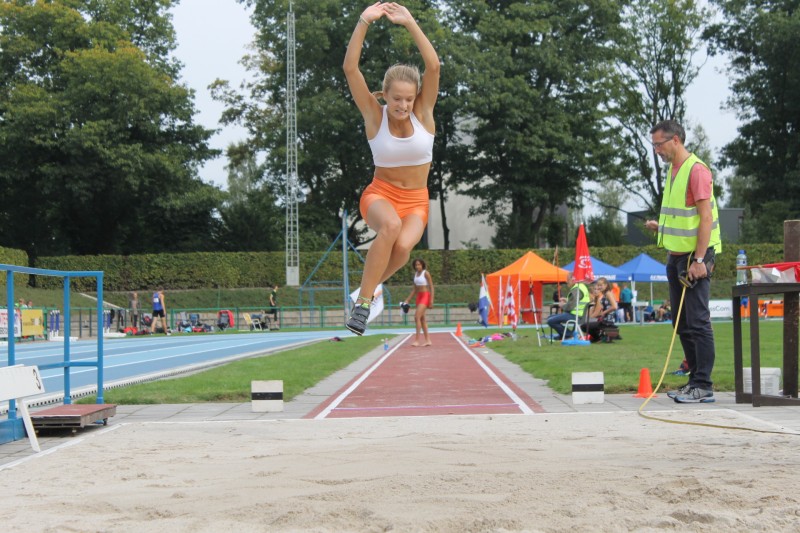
[645,120,721,404]
[547,273,591,340]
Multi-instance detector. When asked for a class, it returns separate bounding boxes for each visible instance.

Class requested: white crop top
[414,270,428,286]
[368,106,434,168]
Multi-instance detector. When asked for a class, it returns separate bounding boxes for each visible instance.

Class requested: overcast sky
[170,1,740,213]
[171,0,254,190]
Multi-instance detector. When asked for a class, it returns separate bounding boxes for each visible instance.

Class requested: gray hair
[650,120,686,144]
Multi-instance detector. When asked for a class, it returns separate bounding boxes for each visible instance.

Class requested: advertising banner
[21,309,44,337]
[0,309,22,338]
[709,299,734,319]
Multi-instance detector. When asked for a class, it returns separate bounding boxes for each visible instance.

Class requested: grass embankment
[79,336,385,404]
[80,319,787,404]
[488,320,788,394]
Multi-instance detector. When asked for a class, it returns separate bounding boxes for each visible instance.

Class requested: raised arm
[384,3,440,128]
[343,2,386,136]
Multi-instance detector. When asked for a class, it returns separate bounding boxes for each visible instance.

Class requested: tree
[0,0,219,258]
[586,184,627,246]
[216,145,284,251]
[443,0,624,248]
[705,0,800,241]
[610,0,710,214]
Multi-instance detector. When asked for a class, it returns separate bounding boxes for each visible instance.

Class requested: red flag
[572,223,594,283]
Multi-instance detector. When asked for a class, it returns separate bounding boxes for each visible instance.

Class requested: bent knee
[375,217,403,240]
[391,233,420,261]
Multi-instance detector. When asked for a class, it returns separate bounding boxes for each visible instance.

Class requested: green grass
[77,319,792,405]
[487,320,791,394]
[78,335,386,404]
[0,287,99,309]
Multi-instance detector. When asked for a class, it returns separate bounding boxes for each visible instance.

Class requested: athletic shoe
[400,302,410,314]
[674,387,715,403]
[345,304,370,336]
[666,383,692,399]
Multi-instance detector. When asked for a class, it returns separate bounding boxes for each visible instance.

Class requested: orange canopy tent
[486,251,569,326]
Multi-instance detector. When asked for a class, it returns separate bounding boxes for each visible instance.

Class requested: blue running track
[1,331,346,403]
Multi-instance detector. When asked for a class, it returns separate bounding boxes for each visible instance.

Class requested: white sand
[3,410,800,532]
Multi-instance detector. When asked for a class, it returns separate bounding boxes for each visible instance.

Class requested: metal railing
[33,302,482,336]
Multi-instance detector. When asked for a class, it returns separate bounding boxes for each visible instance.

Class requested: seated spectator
[655,301,672,322]
[585,277,619,341]
[547,273,591,339]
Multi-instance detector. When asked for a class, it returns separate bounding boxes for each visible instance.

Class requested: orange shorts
[359,178,429,225]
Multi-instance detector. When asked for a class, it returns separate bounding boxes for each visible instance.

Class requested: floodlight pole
[285,0,300,286]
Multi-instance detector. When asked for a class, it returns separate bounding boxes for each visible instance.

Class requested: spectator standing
[619,283,633,322]
[151,289,170,335]
[128,291,139,329]
[269,284,279,328]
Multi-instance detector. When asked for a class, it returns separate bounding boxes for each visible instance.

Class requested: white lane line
[314,334,412,420]
[0,424,124,472]
[37,337,321,382]
[452,332,534,415]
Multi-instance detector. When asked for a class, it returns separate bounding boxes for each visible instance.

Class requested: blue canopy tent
[562,256,631,282]
[617,253,668,319]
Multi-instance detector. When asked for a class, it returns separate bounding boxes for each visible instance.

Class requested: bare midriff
[374,163,431,190]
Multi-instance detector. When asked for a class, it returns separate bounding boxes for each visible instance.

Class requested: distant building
[626,208,745,246]
[426,192,494,250]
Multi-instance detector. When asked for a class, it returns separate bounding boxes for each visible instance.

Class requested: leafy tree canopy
[706,0,800,240]
[0,0,220,258]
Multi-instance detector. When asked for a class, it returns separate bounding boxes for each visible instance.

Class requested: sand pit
[3,410,800,532]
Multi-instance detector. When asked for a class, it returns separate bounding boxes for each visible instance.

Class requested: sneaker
[345,304,370,336]
[666,383,692,399]
[674,387,715,403]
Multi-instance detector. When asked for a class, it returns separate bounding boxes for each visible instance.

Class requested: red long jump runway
[306,332,545,419]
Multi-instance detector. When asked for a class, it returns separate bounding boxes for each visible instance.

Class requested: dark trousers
[666,251,716,390]
[547,312,577,338]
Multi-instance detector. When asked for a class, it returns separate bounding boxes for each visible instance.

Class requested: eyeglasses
[651,136,674,148]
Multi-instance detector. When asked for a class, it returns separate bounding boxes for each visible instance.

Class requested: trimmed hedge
[33,243,786,292]
[0,246,29,287]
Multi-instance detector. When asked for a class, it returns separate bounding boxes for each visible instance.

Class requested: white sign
[709,299,734,319]
[0,309,21,338]
[0,365,45,452]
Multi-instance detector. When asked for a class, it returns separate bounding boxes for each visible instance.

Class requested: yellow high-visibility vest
[572,283,590,317]
[658,153,722,254]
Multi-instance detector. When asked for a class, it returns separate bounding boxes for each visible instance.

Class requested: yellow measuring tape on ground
[637,258,799,436]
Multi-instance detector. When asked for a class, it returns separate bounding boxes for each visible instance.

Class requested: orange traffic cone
[633,368,657,398]
[455,322,462,337]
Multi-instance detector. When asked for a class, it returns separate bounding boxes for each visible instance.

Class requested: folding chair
[561,303,595,342]
[243,313,263,331]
